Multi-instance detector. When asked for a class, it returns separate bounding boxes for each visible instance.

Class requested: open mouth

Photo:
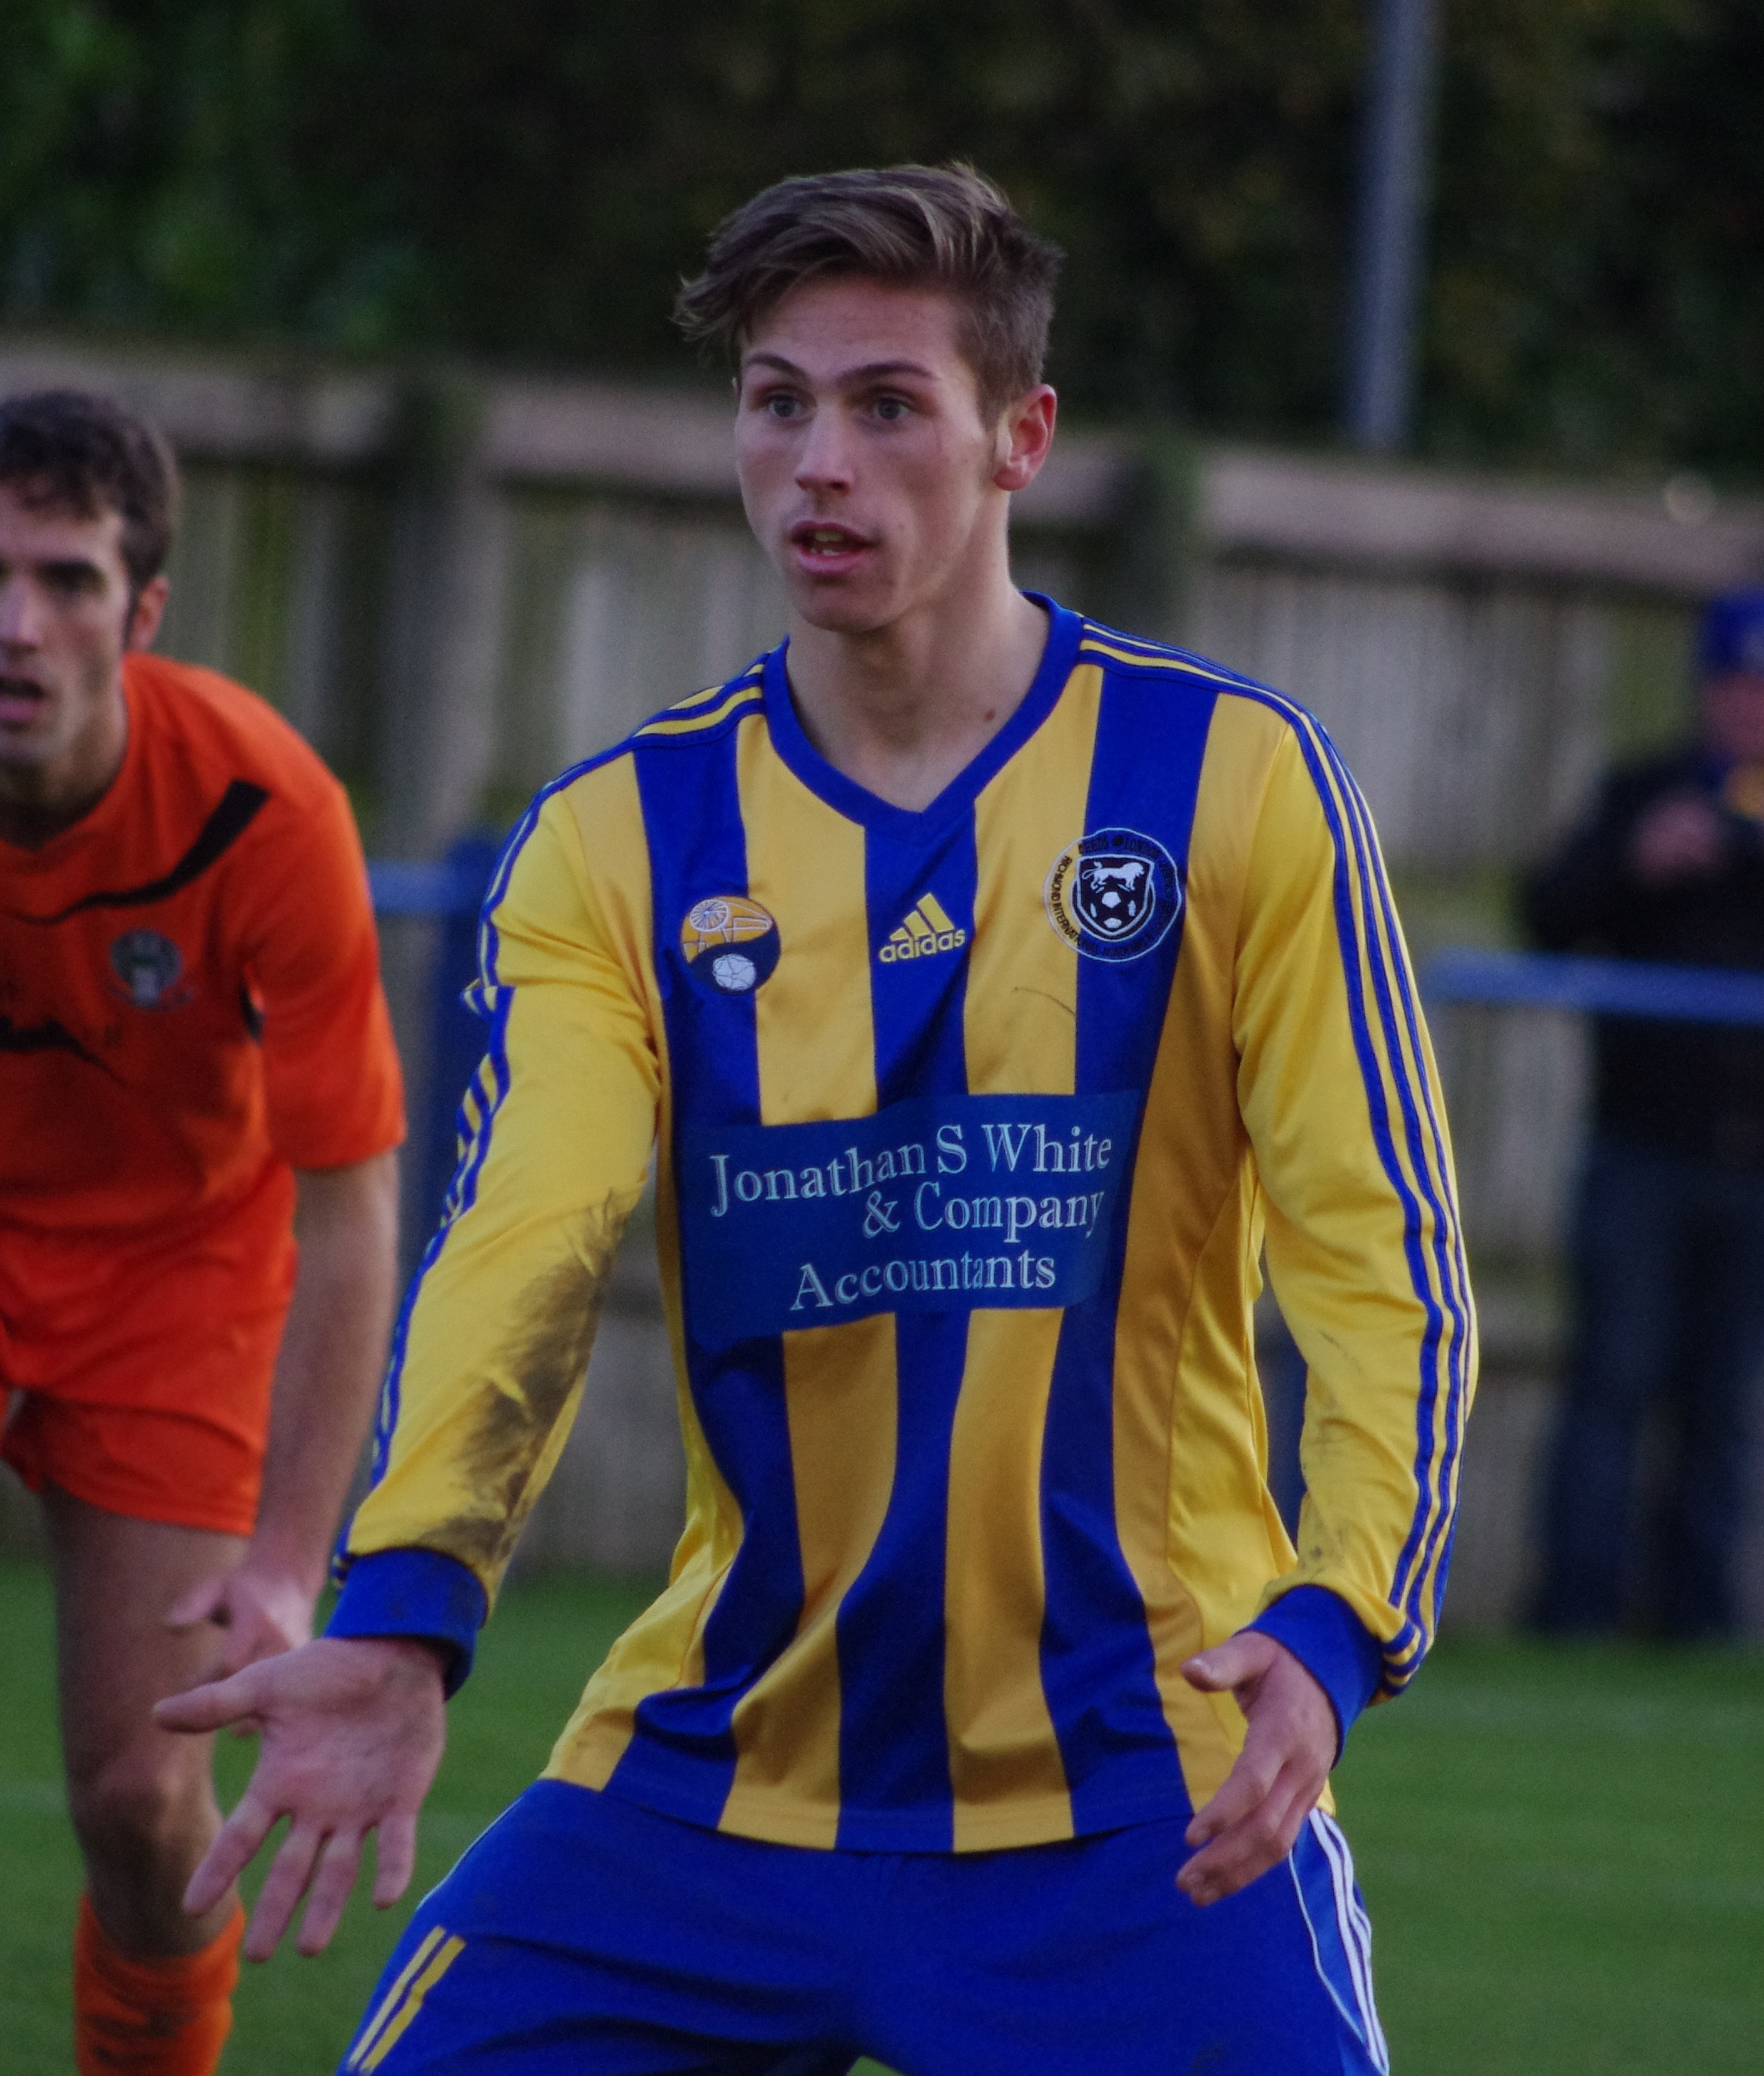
[0,676,50,727]
[788,522,870,562]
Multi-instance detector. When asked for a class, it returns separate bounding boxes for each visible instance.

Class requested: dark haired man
[167,167,1473,2075]
[0,390,406,2074]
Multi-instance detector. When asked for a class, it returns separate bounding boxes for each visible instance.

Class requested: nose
[793,408,856,496]
[0,571,45,649]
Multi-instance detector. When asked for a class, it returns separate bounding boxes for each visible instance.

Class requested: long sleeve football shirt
[331,599,1476,1852]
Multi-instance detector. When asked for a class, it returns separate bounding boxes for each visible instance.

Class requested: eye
[764,392,804,420]
[872,395,910,423]
[43,563,104,597]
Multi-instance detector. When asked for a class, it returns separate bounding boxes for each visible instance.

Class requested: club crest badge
[109,928,186,1008]
[680,895,781,996]
[1044,829,1182,962]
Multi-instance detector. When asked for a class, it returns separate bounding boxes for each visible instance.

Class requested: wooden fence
[4,338,1763,1625]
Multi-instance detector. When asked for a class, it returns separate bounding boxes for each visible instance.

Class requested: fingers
[245,1817,328,1962]
[190,1589,300,1685]
[1185,1682,1329,1854]
[372,1814,419,1911]
[296,1830,368,1957]
[1184,1741,1277,1849]
[248,1821,382,1961]
[1177,1760,1318,1907]
[168,1635,447,1953]
[1178,1636,1334,1907]
[184,1788,279,1917]
[240,1816,407,1957]
[217,1613,306,1681]
[209,1611,281,1682]
[210,1632,254,1682]
[154,1664,265,1736]
[1180,1631,1276,1695]
[165,1578,227,1632]
[174,1568,313,1667]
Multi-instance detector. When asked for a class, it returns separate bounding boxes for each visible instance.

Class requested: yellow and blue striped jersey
[331,597,1476,1853]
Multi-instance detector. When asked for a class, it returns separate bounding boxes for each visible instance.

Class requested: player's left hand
[1176,1630,1337,1907]
[168,1563,316,1682]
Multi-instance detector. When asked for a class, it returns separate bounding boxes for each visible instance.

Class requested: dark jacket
[1523,747,1764,1167]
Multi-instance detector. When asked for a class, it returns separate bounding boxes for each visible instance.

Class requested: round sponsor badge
[1044,828,1182,962]
[680,895,781,995]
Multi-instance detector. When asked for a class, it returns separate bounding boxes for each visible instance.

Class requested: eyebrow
[0,554,109,583]
[740,353,941,387]
[40,556,106,576]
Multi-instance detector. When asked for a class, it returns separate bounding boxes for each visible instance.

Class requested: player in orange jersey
[0,391,406,2076]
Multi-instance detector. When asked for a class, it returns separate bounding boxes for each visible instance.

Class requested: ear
[992,386,1058,495]
[125,573,169,653]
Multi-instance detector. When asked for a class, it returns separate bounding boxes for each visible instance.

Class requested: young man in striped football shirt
[163,164,1473,2076]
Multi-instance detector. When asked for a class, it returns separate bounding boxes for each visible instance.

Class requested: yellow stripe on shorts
[348,1929,466,2071]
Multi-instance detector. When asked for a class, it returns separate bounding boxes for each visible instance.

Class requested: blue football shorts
[339,1781,1387,2076]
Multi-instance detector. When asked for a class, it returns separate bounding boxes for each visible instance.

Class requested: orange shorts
[0,1174,295,1536]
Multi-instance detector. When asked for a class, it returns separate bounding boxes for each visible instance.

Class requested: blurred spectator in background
[1524,587,1764,1639]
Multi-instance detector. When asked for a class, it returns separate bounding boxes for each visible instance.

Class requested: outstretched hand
[1177,1631,1337,1907]
[155,1635,448,1961]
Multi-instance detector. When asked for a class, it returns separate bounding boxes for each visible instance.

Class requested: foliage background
[3,1,1761,472]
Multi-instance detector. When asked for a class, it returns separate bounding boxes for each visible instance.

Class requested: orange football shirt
[1,653,405,1386]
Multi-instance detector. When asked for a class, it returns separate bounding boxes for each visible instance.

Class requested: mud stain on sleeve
[425,1194,639,1579]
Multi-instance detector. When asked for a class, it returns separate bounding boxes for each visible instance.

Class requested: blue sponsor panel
[680,1091,1140,1346]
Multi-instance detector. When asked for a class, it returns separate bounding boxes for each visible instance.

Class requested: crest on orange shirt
[109,929,187,1009]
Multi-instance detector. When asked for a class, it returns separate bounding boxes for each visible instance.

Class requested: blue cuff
[1249,1586,1385,1757]
[326,1548,488,1698]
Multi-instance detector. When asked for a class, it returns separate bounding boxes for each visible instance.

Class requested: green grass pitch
[3,1555,1761,2073]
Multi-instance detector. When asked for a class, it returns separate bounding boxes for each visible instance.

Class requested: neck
[785,545,1049,813]
[0,679,129,851]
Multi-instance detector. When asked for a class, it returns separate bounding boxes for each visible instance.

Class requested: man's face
[1701,669,1764,766]
[734,276,1043,637]
[0,482,162,785]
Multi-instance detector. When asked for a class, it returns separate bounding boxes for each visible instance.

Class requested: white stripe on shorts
[1308,1811,1390,2073]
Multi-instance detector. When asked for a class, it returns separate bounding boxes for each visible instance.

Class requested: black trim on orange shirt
[13,780,270,925]
[0,1013,119,1077]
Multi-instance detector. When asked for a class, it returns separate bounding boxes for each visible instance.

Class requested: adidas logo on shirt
[879,893,968,965]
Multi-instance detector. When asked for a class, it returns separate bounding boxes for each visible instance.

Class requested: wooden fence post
[376,376,509,858]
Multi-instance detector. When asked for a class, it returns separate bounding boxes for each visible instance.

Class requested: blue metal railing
[366,857,488,920]
[368,838,502,1239]
[1421,948,1764,1029]
[367,850,1764,1230]
[366,861,1764,1038]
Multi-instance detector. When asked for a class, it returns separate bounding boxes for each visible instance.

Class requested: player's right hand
[154,1634,447,1962]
